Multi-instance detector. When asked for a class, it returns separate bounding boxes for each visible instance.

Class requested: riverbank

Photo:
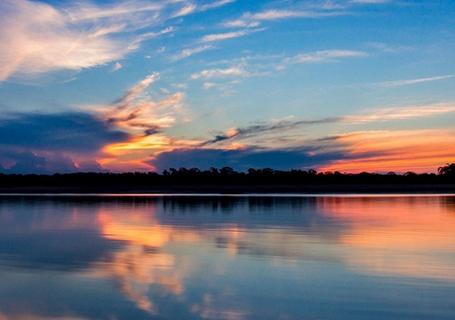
[0,184,454,194]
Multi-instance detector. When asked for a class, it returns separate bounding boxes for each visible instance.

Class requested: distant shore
[0,184,454,194]
[1,167,454,194]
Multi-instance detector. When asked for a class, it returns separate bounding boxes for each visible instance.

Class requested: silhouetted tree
[438,163,455,176]
[0,164,453,192]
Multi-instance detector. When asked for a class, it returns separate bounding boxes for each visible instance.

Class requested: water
[0,195,454,320]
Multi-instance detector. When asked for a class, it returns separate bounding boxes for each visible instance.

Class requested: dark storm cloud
[200,117,341,146]
[0,112,129,173]
[0,150,104,174]
[151,146,359,171]
[0,112,128,152]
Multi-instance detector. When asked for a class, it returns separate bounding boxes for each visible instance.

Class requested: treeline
[0,164,454,189]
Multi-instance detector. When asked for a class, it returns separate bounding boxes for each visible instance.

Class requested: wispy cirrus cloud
[365,41,412,53]
[0,0,233,81]
[349,0,391,4]
[200,28,263,43]
[191,66,250,80]
[199,0,236,11]
[0,0,176,81]
[279,50,367,69]
[171,45,214,61]
[173,0,235,17]
[172,3,197,18]
[374,75,454,88]
[223,9,346,28]
[345,102,455,122]
[222,0,394,29]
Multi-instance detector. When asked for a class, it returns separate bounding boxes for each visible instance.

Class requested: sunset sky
[0,0,454,173]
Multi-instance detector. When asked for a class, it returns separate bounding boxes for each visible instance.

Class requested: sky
[0,0,454,174]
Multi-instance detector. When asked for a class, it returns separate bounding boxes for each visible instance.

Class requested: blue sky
[0,0,454,173]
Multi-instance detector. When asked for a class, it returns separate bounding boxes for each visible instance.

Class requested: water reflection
[0,195,454,319]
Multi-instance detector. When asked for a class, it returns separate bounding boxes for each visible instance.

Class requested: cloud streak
[375,75,454,88]
[224,9,346,28]
[200,117,340,146]
[345,102,455,123]
[191,66,250,80]
[171,45,214,61]
[280,50,367,68]
[201,102,455,146]
[200,29,262,43]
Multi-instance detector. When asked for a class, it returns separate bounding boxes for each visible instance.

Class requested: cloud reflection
[0,196,454,319]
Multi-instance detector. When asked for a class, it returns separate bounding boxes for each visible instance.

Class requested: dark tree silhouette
[438,163,455,176]
[0,163,453,193]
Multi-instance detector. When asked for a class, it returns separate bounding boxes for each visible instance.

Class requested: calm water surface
[0,195,454,319]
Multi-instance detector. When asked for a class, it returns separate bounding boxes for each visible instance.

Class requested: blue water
[0,195,454,319]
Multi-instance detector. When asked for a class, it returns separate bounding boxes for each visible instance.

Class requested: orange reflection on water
[91,207,201,314]
[318,196,455,280]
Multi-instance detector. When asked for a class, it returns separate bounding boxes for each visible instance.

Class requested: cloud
[200,117,340,146]
[280,50,367,68]
[200,29,262,43]
[344,102,455,123]
[202,82,217,90]
[375,75,454,88]
[110,73,160,110]
[0,69,188,172]
[319,129,455,173]
[171,45,214,61]
[0,70,191,173]
[365,41,412,53]
[350,0,391,4]
[199,0,236,11]
[201,102,455,147]
[103,73,185,135]
[112,62,123,72]
[223,0,393,29]
[224,8,346,28]
[0,112,127,152]
[0,109,130,173]
[151,146,353,171]
[0,0,183,80]
[191,66,249,80]
[0,151,82,174]
[172,3,197,18]
[89,73,194,171]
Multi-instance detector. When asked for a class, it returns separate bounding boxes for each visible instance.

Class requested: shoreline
[0,184,454,195]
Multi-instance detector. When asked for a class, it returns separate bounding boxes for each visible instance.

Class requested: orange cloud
[320,129,455,173]
[83,73,199,171]
[100,134,201,171]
